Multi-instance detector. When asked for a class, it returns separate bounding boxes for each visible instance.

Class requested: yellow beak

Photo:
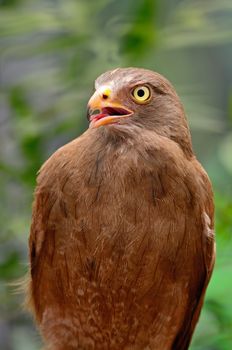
[87,87,133,128]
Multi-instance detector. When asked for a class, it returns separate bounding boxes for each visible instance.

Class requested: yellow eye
[132,86,151,103]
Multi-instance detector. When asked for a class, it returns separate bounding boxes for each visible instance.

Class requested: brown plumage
[28,67,215,350]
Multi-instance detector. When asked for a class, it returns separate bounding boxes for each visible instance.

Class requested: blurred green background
[0,0,232,349]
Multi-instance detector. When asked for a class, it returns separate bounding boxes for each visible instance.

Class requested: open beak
[87,88,133,128]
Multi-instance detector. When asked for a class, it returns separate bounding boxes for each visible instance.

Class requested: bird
[27,67,215,350]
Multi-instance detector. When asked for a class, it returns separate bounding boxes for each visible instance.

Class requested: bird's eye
[132,86,151,103]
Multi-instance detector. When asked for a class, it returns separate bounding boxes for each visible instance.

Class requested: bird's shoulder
[189,157,215,268]
[36,135,83,187]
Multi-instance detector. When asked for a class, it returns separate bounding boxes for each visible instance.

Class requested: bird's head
[87,67,193,156]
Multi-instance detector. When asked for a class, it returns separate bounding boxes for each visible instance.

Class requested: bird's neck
[86,124,193,160]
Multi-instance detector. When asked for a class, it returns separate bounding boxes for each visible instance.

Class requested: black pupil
[137,89,145,97]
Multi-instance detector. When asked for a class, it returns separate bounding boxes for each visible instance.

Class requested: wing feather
[172,162,215,350]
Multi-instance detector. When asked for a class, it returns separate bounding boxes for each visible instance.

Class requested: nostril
[102,94,108,100]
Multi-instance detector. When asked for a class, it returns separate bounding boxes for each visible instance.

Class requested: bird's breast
[52,144,193,293]
[35,139,205,349]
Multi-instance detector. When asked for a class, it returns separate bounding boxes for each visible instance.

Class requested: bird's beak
[87,87,133,128]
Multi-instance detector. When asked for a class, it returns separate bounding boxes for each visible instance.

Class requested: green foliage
[0,0,232,349]
[120,0,158,61]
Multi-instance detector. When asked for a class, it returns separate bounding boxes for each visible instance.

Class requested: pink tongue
[91,113,108,121]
